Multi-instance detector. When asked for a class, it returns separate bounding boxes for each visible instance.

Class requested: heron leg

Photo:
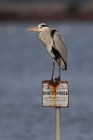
[58,65,61,80]
[51,59,55,81]
[55,61,61,82]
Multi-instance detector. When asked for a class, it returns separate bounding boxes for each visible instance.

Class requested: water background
[0,21,93,140]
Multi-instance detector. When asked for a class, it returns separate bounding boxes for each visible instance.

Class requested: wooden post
[55,107,61,140]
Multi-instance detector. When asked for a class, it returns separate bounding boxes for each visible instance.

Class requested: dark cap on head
[38,23,48,28]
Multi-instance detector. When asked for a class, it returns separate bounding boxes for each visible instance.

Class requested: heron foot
[54,76,61,82]
[50,78,54,83]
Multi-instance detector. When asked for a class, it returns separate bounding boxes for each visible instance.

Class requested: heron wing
[53,31,67,67]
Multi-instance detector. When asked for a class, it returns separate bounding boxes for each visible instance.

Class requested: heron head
[27,23,49,32]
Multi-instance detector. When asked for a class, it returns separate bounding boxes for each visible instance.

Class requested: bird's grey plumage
[27,23,67,81]
[53,31,67,70]
[38,24,67,70]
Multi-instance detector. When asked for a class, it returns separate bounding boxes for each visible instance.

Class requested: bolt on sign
[42,80,69,107]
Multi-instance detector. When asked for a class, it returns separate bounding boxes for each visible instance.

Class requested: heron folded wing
[53,31,67,69]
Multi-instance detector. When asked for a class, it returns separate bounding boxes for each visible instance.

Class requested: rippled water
[0,22,93,140]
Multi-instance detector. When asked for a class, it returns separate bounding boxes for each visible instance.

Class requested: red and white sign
[42,81,69,107]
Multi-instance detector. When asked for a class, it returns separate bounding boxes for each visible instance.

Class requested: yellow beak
[27,27,40,32]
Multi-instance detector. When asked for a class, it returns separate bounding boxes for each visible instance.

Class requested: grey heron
[27,23,67,82]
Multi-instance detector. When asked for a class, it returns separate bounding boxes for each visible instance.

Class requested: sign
[42,80,69,107]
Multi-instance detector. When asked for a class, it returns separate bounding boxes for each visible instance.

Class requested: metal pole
[55,107,61,140]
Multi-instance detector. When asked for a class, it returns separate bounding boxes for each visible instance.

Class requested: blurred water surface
[0,22,93,140]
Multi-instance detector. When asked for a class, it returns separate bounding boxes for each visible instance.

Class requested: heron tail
[58,58,67,70]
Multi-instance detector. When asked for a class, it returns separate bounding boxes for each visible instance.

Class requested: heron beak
[27,27,40,32]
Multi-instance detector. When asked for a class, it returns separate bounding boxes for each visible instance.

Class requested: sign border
[42,80,69,108]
